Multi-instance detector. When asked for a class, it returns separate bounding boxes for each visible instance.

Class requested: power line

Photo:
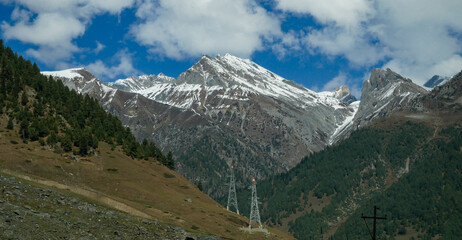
[249,176,262,229]
[226,164,239,215]
[361,205,387,240]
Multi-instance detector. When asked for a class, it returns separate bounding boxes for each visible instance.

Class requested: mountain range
[0,41,292,239]
[42,54,431,197]
[4,38,460,239]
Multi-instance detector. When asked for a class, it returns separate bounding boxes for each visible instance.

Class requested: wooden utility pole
[361,205,387,240]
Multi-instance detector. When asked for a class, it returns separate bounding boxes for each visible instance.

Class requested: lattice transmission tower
[249,177,262,229]
[227,164,239,214]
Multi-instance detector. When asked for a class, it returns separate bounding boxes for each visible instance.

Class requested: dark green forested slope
[334,125,462,239]
[177,134,270,198]
[0,39,173,168]
[231,119,461,239]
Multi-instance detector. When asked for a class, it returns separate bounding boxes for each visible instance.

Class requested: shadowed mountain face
[42,61,429,198]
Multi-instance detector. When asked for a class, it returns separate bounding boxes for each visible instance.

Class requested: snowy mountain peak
[41,68,117,105]
[41,67,101,94]
[109,73,175,92]
[367,68,413,90]
[424,75,450,89]
[177,53,314,95]
[109,53,350,111]
[354,68,427,129]
[41,67,86,80]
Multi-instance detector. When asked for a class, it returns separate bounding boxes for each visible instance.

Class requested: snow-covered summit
[41,67,86,80]
[41,68,117,104]
[423,75,450,89]
[111,54,348,110]
[108,73,175,92]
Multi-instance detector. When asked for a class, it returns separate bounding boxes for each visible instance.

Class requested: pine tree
[46,131,57,145]
[21,92,28,105]
[29,126,39,141]
[79,132,89,156]
[7,117,13,130]
[166,151,175,170]
[20,118,29,139]
[61,134,72,152]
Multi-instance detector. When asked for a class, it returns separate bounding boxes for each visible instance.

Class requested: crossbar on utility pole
[361,205,387,240]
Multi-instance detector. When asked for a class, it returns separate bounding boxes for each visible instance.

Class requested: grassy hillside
[0,40,293,239]
[0,170,189,239]
[0,130,292,239]
[231,112,461,239]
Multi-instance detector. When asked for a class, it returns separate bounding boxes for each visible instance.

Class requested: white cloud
[275,0,462,85]
[1,0,135,66]
[131,0,282,59]
[322,73,347,91]
[272,30,304,59]
[305,26,387,66]
[276,0,373,28]
[94,41,105,54]
[86,50,139,80]
[2,12,85,46]
[10,6,31,21]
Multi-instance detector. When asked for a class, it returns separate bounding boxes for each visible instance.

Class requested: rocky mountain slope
[42,58,429,199]
[354,68,427,126]
[43,55,359,196]
[330,68,427,143]
[108,54,358,163]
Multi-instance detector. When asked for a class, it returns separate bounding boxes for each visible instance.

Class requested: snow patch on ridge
[329,101,360,145]
[42,68,84,79]
[111,54,348,111]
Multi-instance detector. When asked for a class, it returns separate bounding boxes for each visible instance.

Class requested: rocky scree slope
[0,172,194,240]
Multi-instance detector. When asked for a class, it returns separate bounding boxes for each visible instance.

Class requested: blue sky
[1,0,462,98]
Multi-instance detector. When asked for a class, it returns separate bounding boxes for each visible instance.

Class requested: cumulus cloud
[131,0,282,59]
[86,50,138,80]
[276,0,462,85]
[277,0,373,28]
[1,0,134,66]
